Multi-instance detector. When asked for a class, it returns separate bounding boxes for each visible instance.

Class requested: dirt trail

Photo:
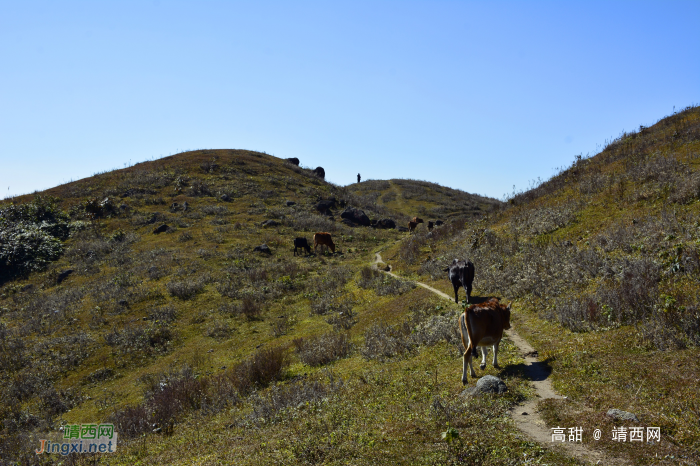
[372,252,621,465]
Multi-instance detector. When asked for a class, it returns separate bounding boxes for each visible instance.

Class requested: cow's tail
[459,309,478,357]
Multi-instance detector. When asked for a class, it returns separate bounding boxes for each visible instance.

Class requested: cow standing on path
[444,259,475,303]
[459,298,512,384]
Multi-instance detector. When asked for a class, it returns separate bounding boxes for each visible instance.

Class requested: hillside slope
[1,150,566,465]
[347,178,501,222]
[386,104,700,464]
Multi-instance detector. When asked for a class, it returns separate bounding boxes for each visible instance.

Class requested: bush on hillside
[294,332,351,366]
[357,266,415,295]
[0,196,69,282]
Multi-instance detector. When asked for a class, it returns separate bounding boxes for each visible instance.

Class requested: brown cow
[411,217,424,224]
[313,232,335,254]
[459,298,511,384]
[408,221,418,232]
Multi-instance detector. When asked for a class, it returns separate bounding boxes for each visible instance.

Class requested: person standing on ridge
[357,173,361,183]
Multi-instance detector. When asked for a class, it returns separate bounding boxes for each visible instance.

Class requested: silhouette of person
[357,173,361,183]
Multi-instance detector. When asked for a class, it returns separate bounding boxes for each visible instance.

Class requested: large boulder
[340,207,370,226]
[376,218,396,229]
[315,198,336,213]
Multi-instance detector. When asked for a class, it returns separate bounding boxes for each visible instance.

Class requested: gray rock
[253,244,272,255]
[315,199,336,213]
[606,409,639,422]
[340,207,370,226]
[463,375,508,396]
[286,200,296,206]
[261,220,280,227]
[376,218,396,229]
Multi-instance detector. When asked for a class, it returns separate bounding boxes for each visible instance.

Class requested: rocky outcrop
[376,218,396,229]
[340,207,370,226]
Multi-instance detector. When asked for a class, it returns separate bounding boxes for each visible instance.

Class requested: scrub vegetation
[387,104,700,464]
[1,104,698,465]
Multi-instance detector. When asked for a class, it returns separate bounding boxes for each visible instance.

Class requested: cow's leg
[453,283,460,304]
[464,282,472,304]
[492,342,500,369]
[480,346,488,370]
[462,347,476,384]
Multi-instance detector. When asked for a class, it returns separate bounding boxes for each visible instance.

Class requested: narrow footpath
[372,252,624,466]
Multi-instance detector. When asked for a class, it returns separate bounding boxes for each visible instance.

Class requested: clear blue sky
[1,1,698,200]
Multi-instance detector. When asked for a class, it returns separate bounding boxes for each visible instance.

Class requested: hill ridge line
[372,252,626,465]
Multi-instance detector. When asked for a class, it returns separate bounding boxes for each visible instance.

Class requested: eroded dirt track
[373,252,624,465]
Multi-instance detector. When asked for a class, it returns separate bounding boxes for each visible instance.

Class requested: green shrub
[0,196,69,281]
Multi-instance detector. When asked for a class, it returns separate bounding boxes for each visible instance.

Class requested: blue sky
[1,1,698,200]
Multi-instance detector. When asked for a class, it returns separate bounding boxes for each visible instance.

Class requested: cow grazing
[428,221,434,231]
[459,298,512,384]
[444,259,475,304]
[293,237,311,256]
[313,232,335,254]
[408,221,418,232]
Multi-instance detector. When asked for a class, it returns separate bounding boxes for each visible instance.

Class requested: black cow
[294,237,311,256]
[444,259,475,304]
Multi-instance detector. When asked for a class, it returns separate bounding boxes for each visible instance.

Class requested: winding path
[372,252,623,465]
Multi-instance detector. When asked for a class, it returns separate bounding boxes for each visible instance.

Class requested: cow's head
[502,302,512,330]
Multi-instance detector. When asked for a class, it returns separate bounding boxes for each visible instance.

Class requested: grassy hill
[1,150,555,465]
[347,178,501,223]
[2,103,699,465]
[384,104,700,463]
